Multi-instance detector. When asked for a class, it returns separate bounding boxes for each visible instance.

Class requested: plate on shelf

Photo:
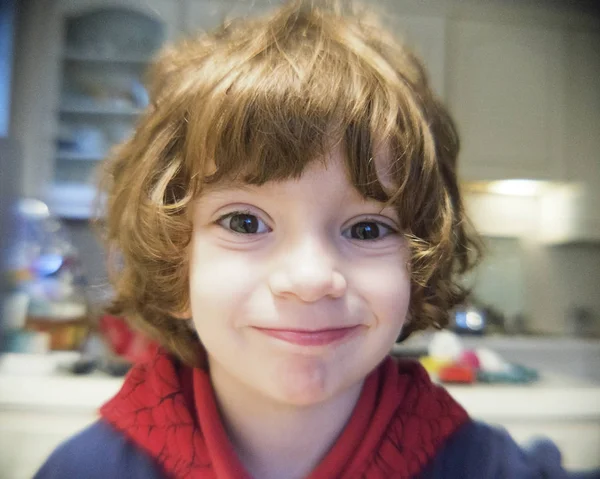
[56,150,105,161]
[59,103,141,116]
[46,183,103,219]
[63,50,152,65]
[65,9,164,58]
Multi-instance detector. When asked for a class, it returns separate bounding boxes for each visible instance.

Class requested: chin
[264,355,364,407]
[269,380,348,408]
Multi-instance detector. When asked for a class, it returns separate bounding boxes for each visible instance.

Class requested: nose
[268,238,347,303]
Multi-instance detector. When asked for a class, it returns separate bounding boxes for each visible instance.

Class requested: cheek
[188,241,263,315]
[352,254,411,325]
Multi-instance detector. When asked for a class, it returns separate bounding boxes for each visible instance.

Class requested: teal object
[477,364,539,384]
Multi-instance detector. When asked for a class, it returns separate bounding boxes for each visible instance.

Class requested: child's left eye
[343,221,396,241]
[218,212,271,235]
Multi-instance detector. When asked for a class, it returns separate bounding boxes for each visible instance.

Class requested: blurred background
[1,0,600,477]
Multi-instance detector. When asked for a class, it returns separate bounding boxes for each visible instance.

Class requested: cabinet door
[447,19,567,182]
[0,409,99,479]
[565,31,600,182]
[384,14,447,99]
[58,0,182,42]
[543,31,600,242]
[539,29,600,243]
[565,30,600,231]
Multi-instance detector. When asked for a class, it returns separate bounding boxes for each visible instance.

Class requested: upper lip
[252,326,360,332]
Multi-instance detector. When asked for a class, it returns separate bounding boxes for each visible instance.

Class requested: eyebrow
[200,181,259,195]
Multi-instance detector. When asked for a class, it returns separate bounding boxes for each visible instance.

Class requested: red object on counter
[459,350,481,370]
[438,363,476,384]
[99,314,158,364]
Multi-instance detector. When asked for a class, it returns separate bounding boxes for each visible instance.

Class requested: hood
[100,349,469,478]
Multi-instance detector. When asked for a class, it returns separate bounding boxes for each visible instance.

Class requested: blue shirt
[34,418,600,478]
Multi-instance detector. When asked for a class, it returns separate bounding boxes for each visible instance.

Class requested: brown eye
[219,212,270,234]
[345,221,395,241]
[351,222,380,240]
[230,214,258,234]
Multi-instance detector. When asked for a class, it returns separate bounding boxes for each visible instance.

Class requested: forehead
[200,141,398,200]
[369,142,396,192]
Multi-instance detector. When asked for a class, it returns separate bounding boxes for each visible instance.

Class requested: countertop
[392,333,600,352]
[2,350,600,420]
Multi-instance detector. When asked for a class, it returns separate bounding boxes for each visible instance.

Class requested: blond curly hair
[98,0,481,366]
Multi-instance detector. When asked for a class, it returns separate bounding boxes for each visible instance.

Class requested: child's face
[189,147,410,406]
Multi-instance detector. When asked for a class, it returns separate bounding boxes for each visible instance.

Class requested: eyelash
[216,210,398,241]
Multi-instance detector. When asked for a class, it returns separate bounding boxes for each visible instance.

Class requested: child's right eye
[217,212,271,235]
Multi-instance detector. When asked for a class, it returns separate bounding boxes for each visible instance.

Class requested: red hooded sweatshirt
[99,348,469,478]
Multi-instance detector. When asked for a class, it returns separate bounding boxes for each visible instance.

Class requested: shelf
[63,50,153,65]
[59,104,141,117]
[45,183,102,219]
[56,151,105,161]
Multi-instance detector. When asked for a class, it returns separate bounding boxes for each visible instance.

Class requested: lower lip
[255,326,361,346]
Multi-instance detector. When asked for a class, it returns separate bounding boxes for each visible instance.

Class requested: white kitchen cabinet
[448,384,600,471]
[0,369,122,479]
[0,409,99,479]
[538,29,600,243]
[11,0,183,219]
[446,19,567,182]
[564,31,600,179]
[562,30,600,241]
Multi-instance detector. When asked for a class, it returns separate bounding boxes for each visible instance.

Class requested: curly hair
[98,0,481,367]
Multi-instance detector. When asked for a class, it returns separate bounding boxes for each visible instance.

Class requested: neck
[209,360,364,479]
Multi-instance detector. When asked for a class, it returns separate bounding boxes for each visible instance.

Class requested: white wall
[467,238,525,320]
[471,237,600,335]
[522,241,600,334]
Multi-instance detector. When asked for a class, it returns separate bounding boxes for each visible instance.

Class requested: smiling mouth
[253,326,362,346]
